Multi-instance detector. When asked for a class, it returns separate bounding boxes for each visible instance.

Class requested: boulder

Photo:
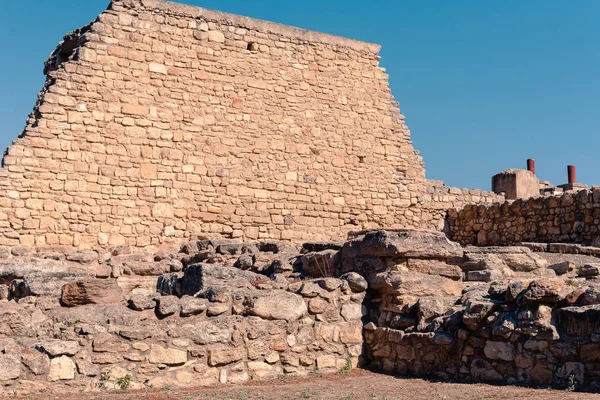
[248,290,307,321]
[416,296,458,327]
[61,279,125,307]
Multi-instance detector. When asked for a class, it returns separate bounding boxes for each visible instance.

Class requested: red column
[527,159,536,175]
[568,165,576,184]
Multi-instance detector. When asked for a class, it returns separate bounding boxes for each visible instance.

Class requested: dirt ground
[19,369,600,400]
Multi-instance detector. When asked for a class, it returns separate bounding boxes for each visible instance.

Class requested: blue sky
[1,0,599,190]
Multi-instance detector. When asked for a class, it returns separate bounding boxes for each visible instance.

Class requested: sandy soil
[18,369,600,400]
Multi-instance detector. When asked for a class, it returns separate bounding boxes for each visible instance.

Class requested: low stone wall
[339,230,600,390]
[449,189,600,246]
[0,241,365,396]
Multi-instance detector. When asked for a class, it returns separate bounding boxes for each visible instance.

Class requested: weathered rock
[407,259,463,281]
[519,279,568,305]
[93,333,130,353]
[340,272,368,292]
[341,303,364,321]
[61,279,125,307]
[308,298,329,314]
[49,356,76,381]
[35,340,80,357]
[548,261,574,275]
[157,296,180,316]
[168,322,230,345]
[579,264,600,278]
[0,258,90,298]
[156,273,180,296]
[148,344,187,365]
[248,290,307,321]
[484,341,515,361]
[76,359,99,377]
[180,296,208,317]
[21,352,50,376]
[0,354,21,381]
[128,292,157,311]
[207,303,230,316]
[368,270,463,297]
[208,347,243,366]
[344,230,463,260]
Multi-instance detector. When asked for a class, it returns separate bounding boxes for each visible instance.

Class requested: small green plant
[567,373,577,392]
[340,394,355,400]
[300,387,312,399]
[566,279,578,287]
[116,373,132,391]
[339,357,352,374]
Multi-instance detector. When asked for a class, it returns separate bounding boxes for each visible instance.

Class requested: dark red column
[568,165,576,184]
[527,159,536,175]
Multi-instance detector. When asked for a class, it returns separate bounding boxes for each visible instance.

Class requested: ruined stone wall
[449,189,600,246]
[0,240,365,396]
[0,0,433,249]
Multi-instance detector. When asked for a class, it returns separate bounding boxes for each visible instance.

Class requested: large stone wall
[0,0,432,249]
[0,0,504,249]
[449,189,600,246]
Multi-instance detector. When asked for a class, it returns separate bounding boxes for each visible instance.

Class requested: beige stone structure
[492,169,539,200]
[0,0,501,248]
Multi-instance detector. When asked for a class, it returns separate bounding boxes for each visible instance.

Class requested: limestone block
[49,356,76,381]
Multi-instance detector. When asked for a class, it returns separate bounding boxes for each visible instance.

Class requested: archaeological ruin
[2,0,600,396]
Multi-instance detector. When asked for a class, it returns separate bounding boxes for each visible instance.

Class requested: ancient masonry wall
[0,0,501,249]
[449,189,600,246]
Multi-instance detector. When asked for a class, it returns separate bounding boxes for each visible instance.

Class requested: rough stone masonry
[0,0,502,249]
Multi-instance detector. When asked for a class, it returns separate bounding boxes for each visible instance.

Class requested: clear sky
[1,0,599,190]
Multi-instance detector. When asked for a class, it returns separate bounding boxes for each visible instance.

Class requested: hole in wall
[247,42,259,52]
